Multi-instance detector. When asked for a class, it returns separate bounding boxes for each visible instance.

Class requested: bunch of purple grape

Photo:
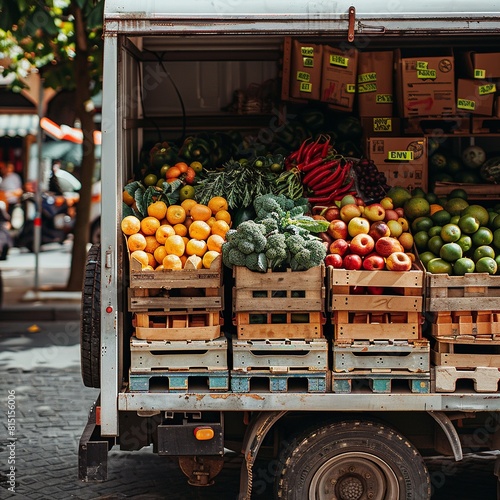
[354,158,390,202]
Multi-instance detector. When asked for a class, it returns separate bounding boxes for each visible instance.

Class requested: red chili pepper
[304,136,323,164]
[321,135,331,158]
[310,169,344,193]
[296,138,313,164]
[307,195,336,204]
[331,178,356,198]
[302,166,335,188]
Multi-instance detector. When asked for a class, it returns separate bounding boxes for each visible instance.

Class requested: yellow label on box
[358,82,377,93]
[358,72,377,83]
[417,69,437,79]
[416,61,428,70]
[297,71,310,82]
[457,98,476,110]
[346,84,356,93]
[388,150,413,161]
[474,69,486,79]
[376,94,393,103]
[301,46,314,57]
[303,57,314,68]
[479,83,496,95]
[299,82,312,93]
[330,54,349,67]
[373,118,393,132]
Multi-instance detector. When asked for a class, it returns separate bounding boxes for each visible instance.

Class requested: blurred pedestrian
[0,200,12,260]
[0,161,23,214]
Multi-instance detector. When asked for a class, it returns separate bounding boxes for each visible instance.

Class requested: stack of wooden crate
[426,273,500,393]
[230,264,329,393]
[127,255,229,392]
[328,266,430,394]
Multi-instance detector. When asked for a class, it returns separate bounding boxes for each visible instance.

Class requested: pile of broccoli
[222,193,329,272]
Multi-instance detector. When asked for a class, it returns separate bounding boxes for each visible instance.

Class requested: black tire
[81,244,101,388]
[276,420,430,500]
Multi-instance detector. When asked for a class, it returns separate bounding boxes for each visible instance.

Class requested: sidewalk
[0,241,81,321]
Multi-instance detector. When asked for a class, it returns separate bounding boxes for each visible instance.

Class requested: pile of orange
[120,196,230,271]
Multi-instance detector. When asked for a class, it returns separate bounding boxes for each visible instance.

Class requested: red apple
[363,203,386,222]
[322,206,341,222]
[367,286,385,294]
[350,233,375,256]
[327,219,348,240]
[343,254,363,270]
[384,209,399,222]
[312,214,327,221]
[395,207,405,217]
[386,251,413,271]
[362,252,386,270]
[375,236,404,257]
[340,203,363,223]
[352,285,366,294]
[369,221,391,241]
[355,197,366,206]
[325,253,343,268]
[329,238,349,256]
[348,216,370,237]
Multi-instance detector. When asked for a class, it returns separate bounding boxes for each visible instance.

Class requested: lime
[493,228,500,250]
[455,170,481,183]
[404,197,430,220]
[419,251,437,268]
[428,235,445,255]
[386,186,412,208]
[450,215,461,225]
[491,214,500,230]
[190,161,203,173]
[156,178,166,188]
[160,164,171,177]
[471,227,493,247]
[440,242,463,262]
[461,204,490,226]
[411,216,434,233]
[488,211,498,226]
[430,153,448,170]
[448,187,468,200]
[414,231,430,252]
[444,197,469,216]
[431,210,451,226]
[473,245,495,262]
[427,258,453,275]
[411,187,426,198]
[453,257,475,275]
[495,255,500,273]
[446,158,463,176]
[475,256,498,275]
[144,173,158,186]
[458,215,480,234]
[425,192,439,204]
[428,226,443,238]
[456,235,472,253]
[440,223,461,243]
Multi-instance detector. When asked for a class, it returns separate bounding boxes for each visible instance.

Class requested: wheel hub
[338,475,363,499]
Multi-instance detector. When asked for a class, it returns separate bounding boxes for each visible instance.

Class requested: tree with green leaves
[0,0,103,291]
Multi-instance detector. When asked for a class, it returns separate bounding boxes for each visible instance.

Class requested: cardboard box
[357,51,394,117]
[464,51,500,79]
[289,39,323,101]
[361,117,401,137]
[366,137,428,192]
[320,46,358,111]
[456,79,495,116]
[396,51,455,117]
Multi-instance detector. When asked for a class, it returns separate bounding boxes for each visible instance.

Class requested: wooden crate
[128,254,223,312]
[404,115,470,135]
[333,339,429,373]
[234,311,324,340]
[471,117,500,134]
[433,182,500,200]
[232,338,328,372]
[328,267,424,313]
[332,371,430,394]
[129,370,229,392]
[230,370,328,393]
[431,336,500,369]
[332,311,421,341]
[431,310,500,339]
[426,273,500,311]
[233,264,325,313]
[133,311,222,341]
[130,337,227,372]
[433,366,500,393]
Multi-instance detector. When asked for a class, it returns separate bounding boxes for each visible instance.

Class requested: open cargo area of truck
[79,2,500,498]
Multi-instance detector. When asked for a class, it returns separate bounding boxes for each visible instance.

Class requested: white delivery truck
[79,2,500,498]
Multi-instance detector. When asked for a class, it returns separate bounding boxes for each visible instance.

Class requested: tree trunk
[66,4,96,291]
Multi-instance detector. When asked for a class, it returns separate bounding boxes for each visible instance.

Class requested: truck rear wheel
[276,420,430,500]
[81,244,101,388]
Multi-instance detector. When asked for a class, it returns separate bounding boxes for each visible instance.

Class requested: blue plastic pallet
[332,371,430,394]
[129,369,229,392]
[230,370,328,393]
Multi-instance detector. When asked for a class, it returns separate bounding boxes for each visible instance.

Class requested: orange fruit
[142,265,155,271]
[215,210,231,224]
[165,234,186,257]
[186,238,208,257]
[121,215,141,235]
[174,161,189,173]
[207,234,225,252]
[189,220,211,240]
[146,251,157,269]
[144,235,161,254]
[166,204,186,225]
[162,254,183,270]
[155,264,164,271]
[123,190,134,206]
[153,245,168,264]
[180,254,188,267]
[155,224,175,244]
[130,250,149,268]
[211,220,230,238]
[184,255,203,269]
[208,196,229,214]
[165,166,181,179]
[127,233,147,251]
[141,216,161,235]
[206,216,216,228]
[202,250,221,269]
[181,198,197,216]
[147,200,167,220]
[429,204,444,216]
[173,223,188,237]
[182,236,190,247]
[190,203,212,221]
